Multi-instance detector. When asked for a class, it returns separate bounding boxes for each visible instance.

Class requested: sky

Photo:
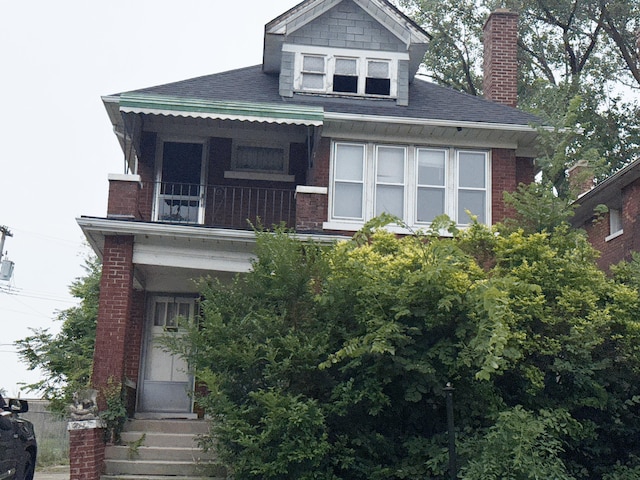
[0,0,301,398]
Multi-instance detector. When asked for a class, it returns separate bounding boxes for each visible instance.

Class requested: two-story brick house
[570,160,640,272]
[74,1,540,478]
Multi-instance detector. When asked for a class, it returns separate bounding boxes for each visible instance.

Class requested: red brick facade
[577,176,640,272]
[92,235,135,399]
[107,176,142,219]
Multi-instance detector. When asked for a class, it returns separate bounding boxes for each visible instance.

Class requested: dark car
[0,394,36,480]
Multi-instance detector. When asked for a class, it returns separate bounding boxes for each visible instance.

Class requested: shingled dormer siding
[278,0,411,105]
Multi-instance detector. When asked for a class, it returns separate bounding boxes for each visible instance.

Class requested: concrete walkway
[36,465,70,480]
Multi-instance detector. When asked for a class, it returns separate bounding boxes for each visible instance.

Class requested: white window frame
[605,207,624,241]
[454,149,489,226]
[286,45,404,98]
[326,142,491,232]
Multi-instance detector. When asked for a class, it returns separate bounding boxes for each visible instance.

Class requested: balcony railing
[154,182,296,230]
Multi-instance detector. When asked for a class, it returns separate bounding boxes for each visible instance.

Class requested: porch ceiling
[76,216,349,292]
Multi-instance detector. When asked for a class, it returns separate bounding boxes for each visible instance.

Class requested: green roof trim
[119,93,324,124]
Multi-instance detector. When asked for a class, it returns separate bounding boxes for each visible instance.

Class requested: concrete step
[123,419,210,435]
[102,418,224,479]
[104,459,226,477]
[105,445,216,462]
[119,431,206,449]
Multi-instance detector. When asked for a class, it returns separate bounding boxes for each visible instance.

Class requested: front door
[138,296,195,415]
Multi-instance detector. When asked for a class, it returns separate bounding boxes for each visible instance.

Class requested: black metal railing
[154,182,296,230]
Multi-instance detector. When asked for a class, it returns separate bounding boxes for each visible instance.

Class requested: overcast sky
[0,0,301,397]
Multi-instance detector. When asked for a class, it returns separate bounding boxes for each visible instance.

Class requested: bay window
[329,142,490,230]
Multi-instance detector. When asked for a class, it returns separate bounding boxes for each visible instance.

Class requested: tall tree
[15,255,100,415]
[171,206,640,479]
[395,0,640,196]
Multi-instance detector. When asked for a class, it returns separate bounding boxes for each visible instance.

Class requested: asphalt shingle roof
[124,65,540,127]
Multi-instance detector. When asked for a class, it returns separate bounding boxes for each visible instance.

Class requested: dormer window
[366,60,391,95]
[287,45,402,98]
[301,55,326,90]
[333,58,358,93]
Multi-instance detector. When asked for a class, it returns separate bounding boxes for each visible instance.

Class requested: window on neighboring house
[294,48,398,98]
[329,142,489,230]
[608,208,623,239]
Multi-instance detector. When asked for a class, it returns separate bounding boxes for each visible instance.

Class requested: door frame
[137,294,197,418]
[153,136,208,224]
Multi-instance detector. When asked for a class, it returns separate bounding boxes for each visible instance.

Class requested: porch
[154,181,296,230]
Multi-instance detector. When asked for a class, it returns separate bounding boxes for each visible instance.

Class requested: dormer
[263,0,430,106]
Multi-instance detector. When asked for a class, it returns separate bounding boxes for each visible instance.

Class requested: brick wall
[622,180,640,257]
[582,212,623,271]
[483,10,519,107]
[309,138,331,187]
[296,190,328,232]
[107,176,142,219]
[492,148,518,223]
[579,177,640,272]
[92,235,134,404]
[69,425,105,480]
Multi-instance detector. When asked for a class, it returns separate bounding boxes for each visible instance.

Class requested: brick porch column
[68,420,105,480]
[92,235,135,392]
[295,186,328,232]
[72,235,134,480]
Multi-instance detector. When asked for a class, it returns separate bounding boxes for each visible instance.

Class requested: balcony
[154,182,296,230]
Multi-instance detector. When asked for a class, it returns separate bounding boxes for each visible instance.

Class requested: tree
[15,255,100,415]
[395,0,640,195]
[171,204,640,479]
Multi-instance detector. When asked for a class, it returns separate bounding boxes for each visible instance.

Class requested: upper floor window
[606,207,623,241]
[328,142,490,231]
[285,45,403,98]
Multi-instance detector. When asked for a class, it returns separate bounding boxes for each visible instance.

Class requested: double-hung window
[291,46,400,98]
[375,146,405,218]
[301,55,326,91]
[333,143,365,219]
[329,142,490,231]
[457,151,487,224]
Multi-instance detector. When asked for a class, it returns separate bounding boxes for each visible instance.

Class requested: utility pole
[0,225,14,282]
[0,225,12,263]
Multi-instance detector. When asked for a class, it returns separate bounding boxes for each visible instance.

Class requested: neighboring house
[570,160,640,272]
[74,1,541,478]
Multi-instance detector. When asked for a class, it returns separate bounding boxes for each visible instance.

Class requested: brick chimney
[567,160,595,197]
[483,9,519,107]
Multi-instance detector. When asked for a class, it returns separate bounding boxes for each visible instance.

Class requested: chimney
[483,9,519,107]
[567,160,595,198]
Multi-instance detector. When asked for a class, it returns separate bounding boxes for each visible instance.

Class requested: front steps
[101,418,226,480]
